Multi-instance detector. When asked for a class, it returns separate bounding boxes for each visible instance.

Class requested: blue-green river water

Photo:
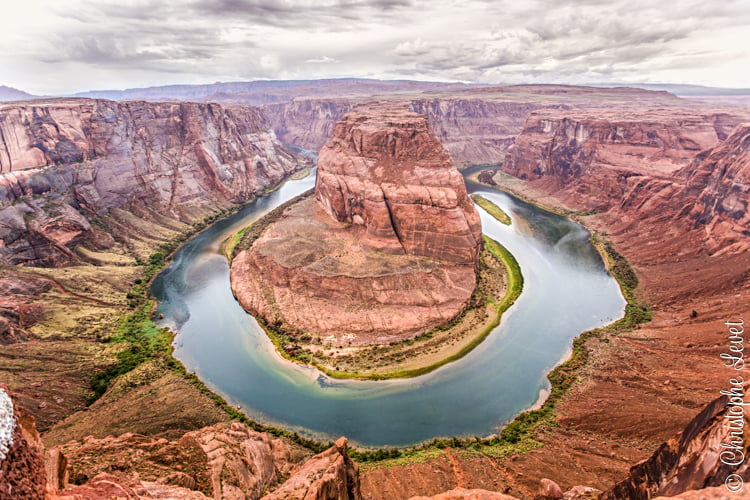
[152,167,625,447]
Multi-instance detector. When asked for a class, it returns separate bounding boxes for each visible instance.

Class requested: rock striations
[614,123,750,253]
[602,391,750,499]
[314,104,481,265]
[231,104,481,345]
[1,386,362,500]
[502,109,746,211]
[0,99,304,266]
[676,123,750,253]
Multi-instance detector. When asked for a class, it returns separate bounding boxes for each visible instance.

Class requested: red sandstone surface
[501,109,749,211]
[231,104,481,343]
[0,99,305,266]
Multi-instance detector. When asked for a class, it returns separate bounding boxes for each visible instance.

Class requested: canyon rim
[1,2,750,497]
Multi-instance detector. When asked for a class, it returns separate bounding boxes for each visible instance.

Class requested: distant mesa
[0,85,37,102]
[230,103,482,346]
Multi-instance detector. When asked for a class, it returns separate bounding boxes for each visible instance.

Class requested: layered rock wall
[501,110,746,210]
[409,98,551,167]
[0,99,303,266]
[602,392,750,499]
[315,105,481,265]
[614,123,750,253]
[264,99,353,152]
[676,123,750,252]
[263,97,551,167]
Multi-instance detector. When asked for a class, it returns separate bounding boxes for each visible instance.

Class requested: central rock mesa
[231,104,482,345]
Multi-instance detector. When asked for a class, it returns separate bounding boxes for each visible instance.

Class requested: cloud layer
[1,0,748,94]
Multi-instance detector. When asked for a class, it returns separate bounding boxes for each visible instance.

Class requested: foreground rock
[0,386,48,499]
[602,391,750,499]
[57,433,359,500]
[59,421,309,498]
[408,489,519,500]
[231,104,481,345]
[264,437,361,500]
[2,387,360,499]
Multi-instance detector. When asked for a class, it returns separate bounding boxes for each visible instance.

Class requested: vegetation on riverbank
[244,232,523,381]
[86,174,309,402]
[591,233,652,331]
[83,166,651,470]
[86,210,232,400]
[353,229,650,464]
[471,194,512,225]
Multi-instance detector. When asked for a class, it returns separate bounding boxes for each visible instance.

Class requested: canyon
[0,98,308,355]
[1,82,749,499]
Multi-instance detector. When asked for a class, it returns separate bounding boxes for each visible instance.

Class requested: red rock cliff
[615,123,750,254]
[315,104,481,265]
[264,97,548,168]
[602,392,750,499]
[0,99,305,266]
[677,123,750,253]
[502,109,748,210]
[409,98,552,168]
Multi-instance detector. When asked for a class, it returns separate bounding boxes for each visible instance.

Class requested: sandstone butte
[230,104,482,346]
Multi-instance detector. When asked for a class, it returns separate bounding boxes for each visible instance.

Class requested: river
[151,167,625,447]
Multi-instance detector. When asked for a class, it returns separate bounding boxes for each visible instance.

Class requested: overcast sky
[2,0,749,95]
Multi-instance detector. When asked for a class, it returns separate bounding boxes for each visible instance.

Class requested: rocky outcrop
[676,124,750,253]
[57,433,360,500]
[59,421,309,499]
[408,489,519,500]
[1,391,359,500]
[231,104,481,344]
[0,272,50,344]
[537,478,563,499]
[0,387,49,499]
[315,104,481,265]
[56,472,211,499]
[405,482,601,500]
[502,109,749,210]
[0,99,305,266]
[264,437,361,500]
[602,392,750,499]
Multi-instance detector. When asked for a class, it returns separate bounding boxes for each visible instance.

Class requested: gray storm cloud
[1,0,748,94]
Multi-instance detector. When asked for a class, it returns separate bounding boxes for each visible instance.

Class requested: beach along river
[151,167,625,447]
